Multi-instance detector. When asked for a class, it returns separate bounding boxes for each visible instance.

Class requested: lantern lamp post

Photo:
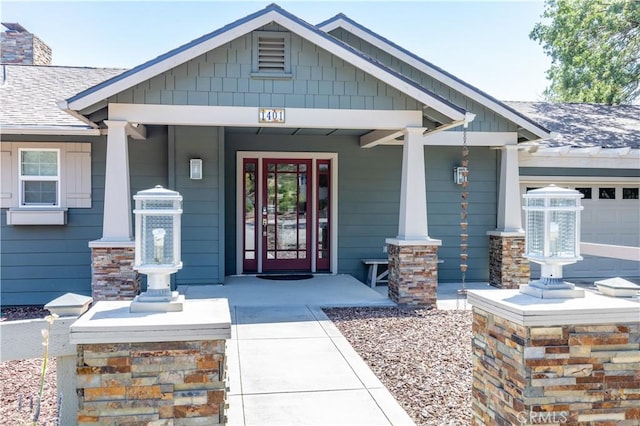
[520,184,585,299]
[131,185,185,312]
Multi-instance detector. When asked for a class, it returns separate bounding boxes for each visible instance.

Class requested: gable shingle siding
[108,27,421,111]
[327,27,518,132]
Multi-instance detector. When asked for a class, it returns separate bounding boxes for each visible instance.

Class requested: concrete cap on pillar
[44,292,93,317]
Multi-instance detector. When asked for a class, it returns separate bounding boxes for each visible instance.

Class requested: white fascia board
[66,12,279,112]
[69,10,464,122]
[109,103,423,129]
[56,99,101,129]
[0,126,101,136]
[319,18,550,139]
[279,17,465,121]
[519,149,640,169]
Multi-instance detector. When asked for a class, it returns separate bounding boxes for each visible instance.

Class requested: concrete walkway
[178,275,493,425]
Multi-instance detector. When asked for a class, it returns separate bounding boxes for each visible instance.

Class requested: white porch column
[487,144,529,289]
[397,127,432,240]
[496,144,523,233]
[88,121,140,301]
[102,120,132,241]
[386,127,440,306]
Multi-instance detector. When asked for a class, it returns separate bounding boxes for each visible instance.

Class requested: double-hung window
[19,148,60,207]
[2,142,91,225]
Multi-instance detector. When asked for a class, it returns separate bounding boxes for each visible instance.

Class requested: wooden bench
[362,258,445,288]
[361,259,389,288]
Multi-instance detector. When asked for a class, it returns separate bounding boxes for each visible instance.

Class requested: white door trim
[236,151,338,275]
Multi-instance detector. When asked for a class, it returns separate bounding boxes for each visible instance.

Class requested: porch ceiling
[225,127,371,137]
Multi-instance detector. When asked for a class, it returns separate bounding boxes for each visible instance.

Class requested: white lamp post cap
[523,184,583,198]
[134,185,182,200]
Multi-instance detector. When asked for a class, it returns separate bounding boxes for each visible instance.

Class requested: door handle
[262,207,268,236]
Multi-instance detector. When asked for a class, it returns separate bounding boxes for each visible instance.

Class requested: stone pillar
[70,299,231,425]
[468,290,640,425]
[88,121,139,300]
[386,241,439,306]
[385,127,442,306]
[89,242,140,301]
[487,233,529,288]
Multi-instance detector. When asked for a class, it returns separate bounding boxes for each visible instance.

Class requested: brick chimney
[1,22,52,65]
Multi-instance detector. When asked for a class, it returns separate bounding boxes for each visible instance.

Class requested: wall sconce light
[453,166,468,185]
[190,158,203,180]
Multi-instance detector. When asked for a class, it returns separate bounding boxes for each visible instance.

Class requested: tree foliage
[531,0,640,104]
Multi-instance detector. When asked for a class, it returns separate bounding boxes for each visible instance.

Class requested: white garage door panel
[523,183,639,280]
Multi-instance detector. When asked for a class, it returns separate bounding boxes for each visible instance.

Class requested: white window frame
[18,148,61,208]
[2,142,92,225]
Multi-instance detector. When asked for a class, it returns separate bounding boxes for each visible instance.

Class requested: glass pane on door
[263,159,311,271]
[317,160,330,271]
[243,159,258,272]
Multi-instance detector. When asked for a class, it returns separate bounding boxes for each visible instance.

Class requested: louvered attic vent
[252,31,291,77]
[258,37,285,72]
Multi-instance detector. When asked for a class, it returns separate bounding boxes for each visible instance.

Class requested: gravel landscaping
[324,307,473,425]
[1,305,473,426]
[1,306,59,425]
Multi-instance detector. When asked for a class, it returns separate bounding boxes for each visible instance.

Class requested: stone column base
[386,239,440,306]
[488,233,529,289]
[90,242,140,301]
[469,291,640,425]
[71,299,231,425]
[76,339,227,424]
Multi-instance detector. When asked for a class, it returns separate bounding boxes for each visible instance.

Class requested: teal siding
[1,135,103,305]
[224,134,497,283]
[109,25,421,111]
[328,28,517,133]
[171,126,223,285]
[1,128,169,306]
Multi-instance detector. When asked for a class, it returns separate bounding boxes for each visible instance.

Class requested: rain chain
[458,123,469,297]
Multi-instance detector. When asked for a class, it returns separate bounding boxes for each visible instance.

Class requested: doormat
[257,274,314,281]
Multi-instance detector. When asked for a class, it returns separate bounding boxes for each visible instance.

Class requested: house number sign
[259,108,285,123]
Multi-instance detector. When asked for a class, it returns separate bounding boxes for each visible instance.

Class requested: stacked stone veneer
[488,235,530,289]
[387,243,438,306]
[77,340,227,424]
[472,307,640,425]
[1,25,52,65]
[91,246,140,301]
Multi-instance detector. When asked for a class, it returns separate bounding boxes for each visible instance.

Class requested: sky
[1,1,552,101]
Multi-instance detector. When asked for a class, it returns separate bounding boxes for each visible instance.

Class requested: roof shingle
[506,101,640,149]
[0,64,125,129]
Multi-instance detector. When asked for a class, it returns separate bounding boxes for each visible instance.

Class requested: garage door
[521,183,640,281]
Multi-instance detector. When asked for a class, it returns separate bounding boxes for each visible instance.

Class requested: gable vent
[252,31,291,77]
[258,36,286,73]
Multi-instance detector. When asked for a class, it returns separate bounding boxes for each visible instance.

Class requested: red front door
[261,159,311,271]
